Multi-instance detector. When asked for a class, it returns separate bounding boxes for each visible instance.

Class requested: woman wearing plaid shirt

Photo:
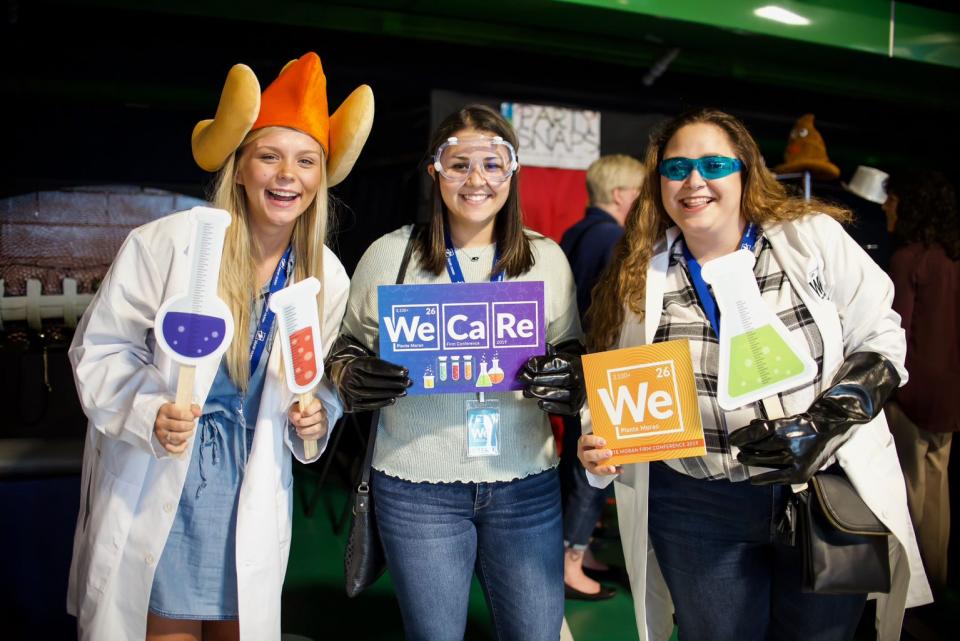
[578,109,931,641]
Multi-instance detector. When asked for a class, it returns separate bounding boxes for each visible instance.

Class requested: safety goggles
[433,136,518,185]
[658,155,743,181]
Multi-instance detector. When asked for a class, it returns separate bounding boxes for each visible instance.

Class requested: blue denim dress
[149,296,274,620]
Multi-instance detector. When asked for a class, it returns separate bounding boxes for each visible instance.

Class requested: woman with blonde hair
[578,108,931,640]
[67,53,373,640]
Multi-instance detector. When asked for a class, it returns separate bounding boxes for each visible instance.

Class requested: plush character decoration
[774,113,840,180]
[191,52,374,186]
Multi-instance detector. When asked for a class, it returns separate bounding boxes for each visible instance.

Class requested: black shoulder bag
[796,467,891,594]
[761,395,891,595]
[344,226,419,597]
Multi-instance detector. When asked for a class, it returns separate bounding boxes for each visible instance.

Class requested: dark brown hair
[887,169,960,260]
[586,107,850,351]
[414,104,534,278]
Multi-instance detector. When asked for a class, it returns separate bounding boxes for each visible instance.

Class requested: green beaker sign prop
[701,249,816,410]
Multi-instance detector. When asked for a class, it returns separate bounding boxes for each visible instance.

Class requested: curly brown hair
[585,108,850,351]
[887,169,960,260]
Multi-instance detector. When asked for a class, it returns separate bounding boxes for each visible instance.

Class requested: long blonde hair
[586,108,850,352]
[210,127,330,388]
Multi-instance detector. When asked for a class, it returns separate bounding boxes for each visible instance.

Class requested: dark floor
[2,464,956,640]
[283,463,651,641]
[283,462,960,641]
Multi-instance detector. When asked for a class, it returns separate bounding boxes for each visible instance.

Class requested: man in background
[561,154,643,322]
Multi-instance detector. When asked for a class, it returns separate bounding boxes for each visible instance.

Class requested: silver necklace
[459,247,483,262]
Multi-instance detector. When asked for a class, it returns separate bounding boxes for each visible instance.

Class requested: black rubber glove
[729,351,900,485]
[326,335,412,413]
[518,339,587,416]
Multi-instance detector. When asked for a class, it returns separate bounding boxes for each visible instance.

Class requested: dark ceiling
[2,1,958,231]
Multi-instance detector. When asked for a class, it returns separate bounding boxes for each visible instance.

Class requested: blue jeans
[373,468,564,641]
[559,414,607,548]
[648,462,866,641]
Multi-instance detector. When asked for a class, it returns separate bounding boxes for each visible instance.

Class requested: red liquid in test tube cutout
[289,326,316,387]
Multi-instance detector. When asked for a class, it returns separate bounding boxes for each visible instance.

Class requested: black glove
[518,339,587,416]
[326,335,412,413]
[729,351,900,485]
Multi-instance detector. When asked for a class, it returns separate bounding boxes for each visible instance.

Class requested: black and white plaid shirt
[655,230,825,482]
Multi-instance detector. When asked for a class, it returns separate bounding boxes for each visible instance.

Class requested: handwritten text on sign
[378,281,545,395]
[501,102,600,170]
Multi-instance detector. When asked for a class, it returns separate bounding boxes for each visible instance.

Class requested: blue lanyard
[248,245,294,375]
[682,223,758,337]
[443,226,504,283]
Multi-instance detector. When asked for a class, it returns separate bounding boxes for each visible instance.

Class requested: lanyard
[443,226,504,283]
[682,222,758,337]
[249,245,294,375]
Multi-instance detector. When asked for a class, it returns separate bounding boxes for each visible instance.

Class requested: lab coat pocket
[82,455,141,597]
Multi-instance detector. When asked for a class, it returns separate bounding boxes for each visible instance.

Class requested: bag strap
[395,224,420,286]
[358,225,419,492]
[358,409,380,492]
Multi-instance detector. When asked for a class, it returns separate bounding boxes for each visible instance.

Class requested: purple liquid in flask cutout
[162,311,227,358]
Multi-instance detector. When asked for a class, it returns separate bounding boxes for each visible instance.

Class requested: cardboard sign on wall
[583,339,706,465]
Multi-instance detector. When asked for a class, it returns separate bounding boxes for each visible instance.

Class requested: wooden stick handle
[176,365,196,410]
[171,365,196,459]
[299,391,318,459]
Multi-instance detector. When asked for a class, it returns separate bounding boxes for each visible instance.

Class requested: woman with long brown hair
[328,104,583,640]
[578,108,931,640]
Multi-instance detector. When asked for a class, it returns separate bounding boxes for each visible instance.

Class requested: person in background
[558,154,643,600]
[832,165,894,271]
[578,107,931,641]
[561,154,644,319]
[883,169,960,594]
[67,53,372,640]
[328,104,584,641]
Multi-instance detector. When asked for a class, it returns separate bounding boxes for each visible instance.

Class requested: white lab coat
[586,214,933,641]
[66,210,349,641]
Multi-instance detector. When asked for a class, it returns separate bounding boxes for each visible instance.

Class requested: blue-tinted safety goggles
[658,156,743,181]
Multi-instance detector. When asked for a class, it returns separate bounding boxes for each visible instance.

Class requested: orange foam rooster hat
[191,52,374,186]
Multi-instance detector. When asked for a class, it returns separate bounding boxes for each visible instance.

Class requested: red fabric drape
[517,166,588,242]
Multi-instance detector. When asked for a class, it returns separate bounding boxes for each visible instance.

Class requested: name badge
[465,399,500,458]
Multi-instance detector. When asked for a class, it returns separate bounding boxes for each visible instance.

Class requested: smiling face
[236,127,325,235]
[429,127,512,245]
[660,122,744,258]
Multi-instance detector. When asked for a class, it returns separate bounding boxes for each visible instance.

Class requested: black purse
[343,226,419,597]
[795,468,891,594]
[344,409,386,597]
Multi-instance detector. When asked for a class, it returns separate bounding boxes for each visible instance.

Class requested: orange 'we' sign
[582,339,706,466]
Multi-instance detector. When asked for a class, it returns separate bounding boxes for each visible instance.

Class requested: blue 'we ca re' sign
[377,281,545,395]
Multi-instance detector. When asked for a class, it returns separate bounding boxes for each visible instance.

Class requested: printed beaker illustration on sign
[269,276,325,458]
[488,356,505,385]
[155,207,235,365]
[700,249,816,409]
[475,357,493,388]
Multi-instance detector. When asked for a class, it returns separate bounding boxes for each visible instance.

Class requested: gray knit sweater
[342,225,582,483]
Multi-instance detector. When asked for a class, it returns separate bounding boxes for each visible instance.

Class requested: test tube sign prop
[268,277,324,459]
[700,249,816,410]
[155,207,234,410]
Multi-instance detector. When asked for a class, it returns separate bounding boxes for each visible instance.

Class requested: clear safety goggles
[433,136,518,184]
